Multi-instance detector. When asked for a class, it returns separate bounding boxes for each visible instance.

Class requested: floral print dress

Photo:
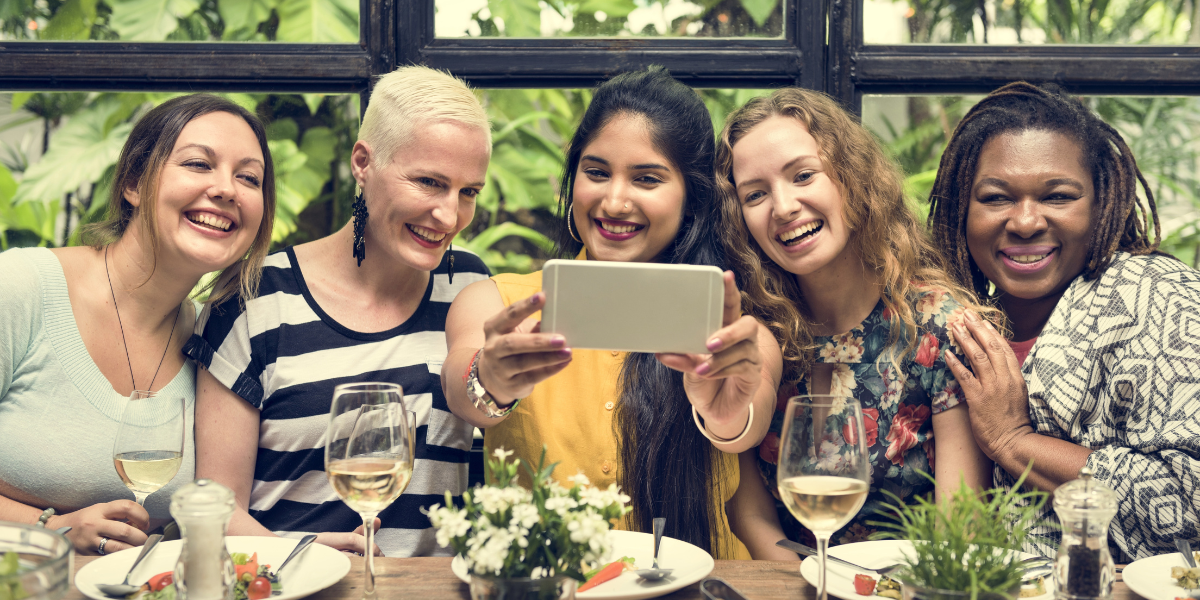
[756,288,968,546]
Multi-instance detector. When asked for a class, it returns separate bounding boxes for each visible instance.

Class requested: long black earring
[352,184,368,267]
[448,252,455,285]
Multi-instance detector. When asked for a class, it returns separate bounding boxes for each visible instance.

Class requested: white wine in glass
[113,390,186,506]
[777,395,870,600]
[325,383,413,600]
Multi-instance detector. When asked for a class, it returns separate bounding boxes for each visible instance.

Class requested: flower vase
[468,575,577,600]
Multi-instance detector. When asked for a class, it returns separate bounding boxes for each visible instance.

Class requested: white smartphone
[541,259,725,354]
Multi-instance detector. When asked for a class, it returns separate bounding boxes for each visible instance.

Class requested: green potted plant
[871,471,1050,600]
[427,448,630,600]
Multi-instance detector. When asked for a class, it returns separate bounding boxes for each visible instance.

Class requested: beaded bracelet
[35,507,54,528]
[691,404,755,445]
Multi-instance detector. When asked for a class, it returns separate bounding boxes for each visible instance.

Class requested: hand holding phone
[657,271,766,440]
[476,291,573,405]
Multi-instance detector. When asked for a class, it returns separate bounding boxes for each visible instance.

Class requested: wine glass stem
[362,513,377,599]
[134,492,149,507]
[816,533,831,600]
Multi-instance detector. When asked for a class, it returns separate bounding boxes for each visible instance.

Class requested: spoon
[276,535,317,573]
[635,518,672,581]
[96,534,163,597]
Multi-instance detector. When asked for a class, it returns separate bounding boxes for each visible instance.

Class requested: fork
[775,540,905,576]
[1177,539,1197,568]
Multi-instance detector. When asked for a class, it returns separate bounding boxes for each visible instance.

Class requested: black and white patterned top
[997,252,1200,561]
[184,246,489,557]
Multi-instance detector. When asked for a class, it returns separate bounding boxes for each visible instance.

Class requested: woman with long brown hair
[0,93,274,555]
[715,88,992,552]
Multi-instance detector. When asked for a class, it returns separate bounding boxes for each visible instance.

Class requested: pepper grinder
[1052,466,1117,600]
[170,479,237,600]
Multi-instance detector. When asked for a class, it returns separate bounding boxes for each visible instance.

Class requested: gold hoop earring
[566,201,582,243]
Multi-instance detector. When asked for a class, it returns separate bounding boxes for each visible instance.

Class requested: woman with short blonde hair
[191,65,495,557]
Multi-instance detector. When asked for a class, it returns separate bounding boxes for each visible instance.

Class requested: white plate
[450,530,715,600]
[1123,552,1197,600]
[799,540,1053,600]
[76,536,351,600]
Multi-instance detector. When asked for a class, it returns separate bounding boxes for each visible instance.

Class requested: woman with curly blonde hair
[716,88,992,554]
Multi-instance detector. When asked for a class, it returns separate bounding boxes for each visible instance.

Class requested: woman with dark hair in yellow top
[441,67,783,559]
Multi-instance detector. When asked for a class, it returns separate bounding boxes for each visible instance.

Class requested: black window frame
[0,0,1196,114]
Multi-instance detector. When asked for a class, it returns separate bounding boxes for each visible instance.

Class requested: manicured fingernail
[549,336,565,348]
[558,348,572,357]
[531,292,544,305]
[695,363,711,375]
[706,338,723,351]
[966,311,979,322]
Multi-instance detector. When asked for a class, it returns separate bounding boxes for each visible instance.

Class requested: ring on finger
[97,537,109,555]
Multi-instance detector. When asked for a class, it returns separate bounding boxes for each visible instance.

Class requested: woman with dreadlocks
[928,81,1200,560]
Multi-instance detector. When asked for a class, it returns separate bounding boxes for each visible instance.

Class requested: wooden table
[64,556,1147,600]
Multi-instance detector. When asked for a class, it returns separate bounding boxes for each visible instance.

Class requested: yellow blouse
[487,268,750,560]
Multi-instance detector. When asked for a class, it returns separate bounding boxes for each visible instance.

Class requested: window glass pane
[864,0,1195,43]
[0,0,359,42]
[862,94,1200,265]
[435,0,784,38]
[0,92,359,250]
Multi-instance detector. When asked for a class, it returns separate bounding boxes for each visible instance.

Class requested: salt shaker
[170,479,236,600]
[1052,466,1118,600]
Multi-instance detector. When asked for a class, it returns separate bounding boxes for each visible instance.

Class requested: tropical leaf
[41,0,97,40]
[0,162,58,246]
[578,0,637,18]
[488,0,541,36]
[108,0,201,41]
[12,97,133,207]
[738,0,779,26]
[456,221,555,255]
[218,0,276,39]
[275,0,358,43]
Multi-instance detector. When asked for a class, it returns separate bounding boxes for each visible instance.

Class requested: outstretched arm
[658,271,781,453]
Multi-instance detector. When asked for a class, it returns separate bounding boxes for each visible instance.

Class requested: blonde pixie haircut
[358,66,491,166]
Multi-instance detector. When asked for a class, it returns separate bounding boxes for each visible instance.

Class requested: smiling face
[132,111,266,274]
[571,114,687,263]
[356,120,490,273]
[731,115,853,279]
[966,129,1095,303]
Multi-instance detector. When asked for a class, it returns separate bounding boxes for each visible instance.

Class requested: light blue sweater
[0,247,196,521]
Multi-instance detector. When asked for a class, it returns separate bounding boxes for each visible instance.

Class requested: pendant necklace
[105,245,181,392]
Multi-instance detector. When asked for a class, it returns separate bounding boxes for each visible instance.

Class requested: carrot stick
[578,561,627,593]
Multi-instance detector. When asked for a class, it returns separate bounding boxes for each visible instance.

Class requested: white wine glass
[113,390,186,506]
[325,383,413,600]
[777,394,870,600]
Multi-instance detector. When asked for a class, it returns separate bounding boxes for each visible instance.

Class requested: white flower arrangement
[427,447,631,581]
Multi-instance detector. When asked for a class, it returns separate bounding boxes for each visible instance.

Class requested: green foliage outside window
[1,0,1199,275]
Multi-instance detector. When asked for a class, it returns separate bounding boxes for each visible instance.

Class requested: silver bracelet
[691,404,754,445]
[35,507,54,528]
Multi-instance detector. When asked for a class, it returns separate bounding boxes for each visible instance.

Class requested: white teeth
[1009,254,1048,264]
[600,222,640,234]
[187,213,232,232]
[779,220,823,243]
[409,225,447,242]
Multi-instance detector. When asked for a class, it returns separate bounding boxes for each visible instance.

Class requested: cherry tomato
[247,577,272,600]
[148,572,173,592]
[853,574,877,596]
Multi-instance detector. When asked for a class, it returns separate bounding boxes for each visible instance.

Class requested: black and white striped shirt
[185,246,489,557]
